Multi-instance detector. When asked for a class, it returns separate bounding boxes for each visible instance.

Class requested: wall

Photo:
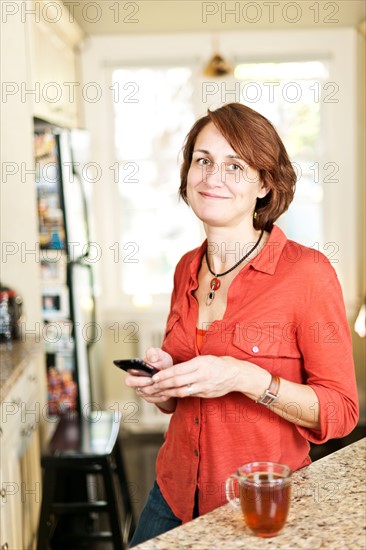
[354,26,366,422]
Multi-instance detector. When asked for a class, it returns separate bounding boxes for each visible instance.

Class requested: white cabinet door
[0,430,23,550]
[1,353,45,549]
[29,19,80,128]
[20,426,42,549]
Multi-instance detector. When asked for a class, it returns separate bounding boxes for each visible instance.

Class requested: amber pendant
[206,277,221,306]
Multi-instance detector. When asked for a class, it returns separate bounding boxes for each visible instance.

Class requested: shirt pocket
[227,324,281,374]
[227,324,304,381]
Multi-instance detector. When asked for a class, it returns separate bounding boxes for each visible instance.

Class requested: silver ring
[136,387,141,393]
[187,383,193,395]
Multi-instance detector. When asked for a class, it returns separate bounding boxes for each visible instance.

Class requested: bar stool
[37,411,135,549]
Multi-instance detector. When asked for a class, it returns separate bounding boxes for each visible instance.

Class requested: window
[112,67,202,305]
[86,29,357,314]
[232,60,328,248]
[113,60,328,305]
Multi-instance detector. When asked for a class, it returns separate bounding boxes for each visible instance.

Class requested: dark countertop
[0,337,44,401]
[135,438,366,549]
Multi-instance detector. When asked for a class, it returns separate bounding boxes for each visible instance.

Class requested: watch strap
[256,374,280,407]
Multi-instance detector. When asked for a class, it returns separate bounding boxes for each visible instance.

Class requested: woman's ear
[257,180,270,200]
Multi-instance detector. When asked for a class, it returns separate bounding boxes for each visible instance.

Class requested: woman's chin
[190,205,226,225]
[201,216,232,229]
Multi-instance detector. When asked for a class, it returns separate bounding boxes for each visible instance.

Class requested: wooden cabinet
[28,0,84,128]
[20,428,42,550]
[0,346,46,550]
[0,432,22,550]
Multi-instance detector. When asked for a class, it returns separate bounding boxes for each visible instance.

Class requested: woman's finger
[149,384,200,399]
[152,372,196,391]
[124,374,154,389]
[145,347,173,370]
[138,394,173,404]
[151,358,200,383]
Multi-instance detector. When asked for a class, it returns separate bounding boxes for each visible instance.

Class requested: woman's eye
[227,163,242,171]
[196,158,210,165]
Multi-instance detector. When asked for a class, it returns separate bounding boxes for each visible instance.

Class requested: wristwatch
[256,374,280,407]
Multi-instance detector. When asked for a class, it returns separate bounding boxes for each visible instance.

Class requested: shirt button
[194,417,199,424]
[252,346,259,353]
[194,449,199,456]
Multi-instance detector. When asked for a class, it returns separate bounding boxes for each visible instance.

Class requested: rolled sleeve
[296,267,359,444]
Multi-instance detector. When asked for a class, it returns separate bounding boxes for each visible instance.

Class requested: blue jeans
[129,481,182,547]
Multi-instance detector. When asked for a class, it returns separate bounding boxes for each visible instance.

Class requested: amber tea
[226,462,292,538]
[239,471,291,537]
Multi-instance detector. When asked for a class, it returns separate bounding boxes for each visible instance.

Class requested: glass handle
[225,475,240,508]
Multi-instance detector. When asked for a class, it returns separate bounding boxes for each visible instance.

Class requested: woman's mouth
[199,192,229,200]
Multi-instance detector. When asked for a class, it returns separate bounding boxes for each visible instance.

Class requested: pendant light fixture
[203,34,233,77]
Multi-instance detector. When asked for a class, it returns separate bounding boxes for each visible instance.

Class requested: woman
[126,103,359,546]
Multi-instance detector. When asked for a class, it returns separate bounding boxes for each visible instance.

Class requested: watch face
[257,386,279,406]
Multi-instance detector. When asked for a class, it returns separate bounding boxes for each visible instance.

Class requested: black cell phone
[113,358,159,377]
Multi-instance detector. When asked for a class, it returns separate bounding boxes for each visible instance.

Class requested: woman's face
[186,122,268,229]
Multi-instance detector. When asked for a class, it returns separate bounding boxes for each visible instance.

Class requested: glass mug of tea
[226,461,292,538]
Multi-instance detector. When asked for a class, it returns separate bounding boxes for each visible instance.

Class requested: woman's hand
[150,355,248,399]
[148,355,321,430]
[125,352,320,429]
[124,348,176,408]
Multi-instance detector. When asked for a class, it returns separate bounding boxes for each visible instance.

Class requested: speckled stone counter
[0,337,43,401]
[135,438,366,549]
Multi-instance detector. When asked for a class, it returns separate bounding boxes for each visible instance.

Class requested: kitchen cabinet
[0,341,46,550]
[0,430,22,550]
[28,0,84,128]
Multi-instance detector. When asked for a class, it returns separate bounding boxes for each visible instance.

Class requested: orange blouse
[196,328,206,353]
[156,225,359,524]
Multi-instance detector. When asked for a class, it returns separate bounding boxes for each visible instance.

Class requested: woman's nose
[201,162,224,186]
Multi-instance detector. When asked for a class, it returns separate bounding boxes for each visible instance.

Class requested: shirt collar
[188,224,288,281]
[249,225,288,275]
[189,240,207,286]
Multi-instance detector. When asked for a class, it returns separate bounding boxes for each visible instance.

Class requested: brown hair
[179,102,296,231]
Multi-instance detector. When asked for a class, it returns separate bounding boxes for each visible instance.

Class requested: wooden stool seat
[37,411,135,549]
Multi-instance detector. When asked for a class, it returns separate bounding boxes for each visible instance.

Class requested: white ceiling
[62,0,366,35]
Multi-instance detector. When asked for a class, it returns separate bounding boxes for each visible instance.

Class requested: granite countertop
[135,438,366,549]
[0,337,43,401]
